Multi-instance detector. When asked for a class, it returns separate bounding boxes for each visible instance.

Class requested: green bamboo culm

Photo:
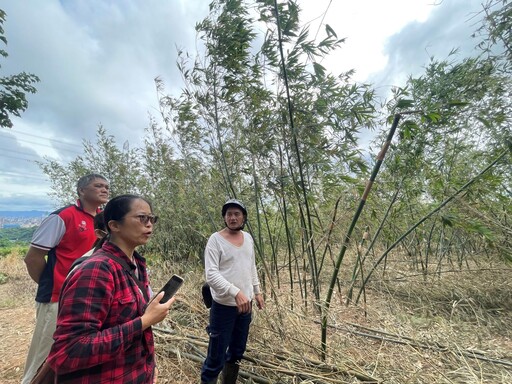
[320,113,402,359]
[273,0,320,301]
[354,145,511,304]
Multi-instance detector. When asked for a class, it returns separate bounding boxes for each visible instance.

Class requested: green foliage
[0,9,39,128]
[37,126,143,205]
[474,0,512,73]
[0,227,33,258]
[35,1,511,296]
[0,226,35,244]
[365,30,512,280]
[160,0,378,283]
[26,0,511,362]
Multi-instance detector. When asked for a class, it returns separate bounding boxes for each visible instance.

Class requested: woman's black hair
[93,211,106,231]
[91,211,106,251]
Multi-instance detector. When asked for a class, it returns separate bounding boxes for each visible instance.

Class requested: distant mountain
[0,210,49,218]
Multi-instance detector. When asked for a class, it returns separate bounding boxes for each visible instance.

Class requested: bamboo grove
[38,0,511,358]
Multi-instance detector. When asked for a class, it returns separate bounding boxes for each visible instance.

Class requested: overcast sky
[0,0,486,211]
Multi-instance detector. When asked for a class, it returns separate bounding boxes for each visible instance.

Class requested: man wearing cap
[21,173,109,384]
[200,199,265,384]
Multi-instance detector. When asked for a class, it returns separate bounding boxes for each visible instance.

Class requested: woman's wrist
[141,314,150,330]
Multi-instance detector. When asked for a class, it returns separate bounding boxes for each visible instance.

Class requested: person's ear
[108,220,121,233]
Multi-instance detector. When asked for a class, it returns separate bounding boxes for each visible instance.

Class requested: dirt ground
[0,305,34,383]
[1,251,512,383]
[0,253,35,384]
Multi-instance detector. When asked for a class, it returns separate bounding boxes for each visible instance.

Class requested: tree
[37,126,142,204]
[157,0,377,302]
[34,0,511,363]
[474,0,512,74]
[0,9,39,128]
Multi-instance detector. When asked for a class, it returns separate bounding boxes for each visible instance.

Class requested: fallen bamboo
[314,320,512,368]
[153,327,380,382]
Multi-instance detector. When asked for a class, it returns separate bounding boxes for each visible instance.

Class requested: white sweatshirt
[204,231,261,306]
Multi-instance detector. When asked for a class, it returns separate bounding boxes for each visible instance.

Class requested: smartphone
[157,274,184,303]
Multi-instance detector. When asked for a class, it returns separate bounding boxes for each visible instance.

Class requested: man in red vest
[21,173,109,384]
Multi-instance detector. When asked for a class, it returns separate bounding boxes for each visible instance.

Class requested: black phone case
[159,275,184,303]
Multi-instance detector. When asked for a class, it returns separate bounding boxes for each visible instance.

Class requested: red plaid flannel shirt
[47,242,155,383]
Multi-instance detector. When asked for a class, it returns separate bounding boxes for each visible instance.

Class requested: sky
[0,0,487,211]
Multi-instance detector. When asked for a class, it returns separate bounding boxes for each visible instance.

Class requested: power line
[0,146,50,160]
[0,170,48,181]
[6,130,79,148]
[1,169,47,178]
[0,134,82,155]
[0,153,40,163]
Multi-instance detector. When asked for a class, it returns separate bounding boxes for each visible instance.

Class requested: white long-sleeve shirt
[204,231,261,306]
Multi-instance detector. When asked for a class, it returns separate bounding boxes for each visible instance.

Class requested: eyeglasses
[132,214,159,225]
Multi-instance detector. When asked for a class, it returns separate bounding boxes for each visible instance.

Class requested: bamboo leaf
[400,120,418,140]
[476,115,491,128]
[325,24,337,38]
[396,99,415,109]
[441,214,456,227]
[447,100,470,107]
[313,62,326,78]
[425,112,442,123]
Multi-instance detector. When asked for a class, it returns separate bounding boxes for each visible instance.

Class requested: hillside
[0,227,36,244]
[1,251,511,383]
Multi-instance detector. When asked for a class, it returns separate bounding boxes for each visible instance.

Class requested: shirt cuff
[132,316,143,337]
[228,284,240,297]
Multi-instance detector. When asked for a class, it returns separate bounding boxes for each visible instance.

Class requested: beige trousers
[21,302,58,384]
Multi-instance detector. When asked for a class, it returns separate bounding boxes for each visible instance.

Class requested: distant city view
[0,211,48,229]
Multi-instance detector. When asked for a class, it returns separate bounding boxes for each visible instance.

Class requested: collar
[76,199,102,215]
[102,241,145,270]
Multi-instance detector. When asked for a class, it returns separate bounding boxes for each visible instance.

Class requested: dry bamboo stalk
[154,328,380,382]
[162,346,272,383]
[315,320,512,368]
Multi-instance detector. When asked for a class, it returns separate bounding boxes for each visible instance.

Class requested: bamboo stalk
[313,320,512,368]
[154,327,380,382]
[356,147,511,303]
[321,114,402,359]
[273,0,320,301]
[346,185,401,305]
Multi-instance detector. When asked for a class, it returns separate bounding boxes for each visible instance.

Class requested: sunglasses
[133,214,159,225]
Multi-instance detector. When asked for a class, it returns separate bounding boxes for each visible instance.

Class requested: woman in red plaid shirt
[47,194,173,383]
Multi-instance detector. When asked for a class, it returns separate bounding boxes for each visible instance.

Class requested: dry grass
[1,252,511,383]
[152,259,512,383]
[0,251,37,383]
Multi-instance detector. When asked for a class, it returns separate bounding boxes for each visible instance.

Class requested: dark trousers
[200,301,252,382]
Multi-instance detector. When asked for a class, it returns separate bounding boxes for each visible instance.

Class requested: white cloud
[301,0,435,81]
[0,0,489,210]
[370,0,484,95]
[1,0,209,210]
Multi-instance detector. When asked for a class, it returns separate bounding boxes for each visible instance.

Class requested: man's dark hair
[76,173,108,196]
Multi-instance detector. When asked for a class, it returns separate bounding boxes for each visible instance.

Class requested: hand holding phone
[142,275,184,328]
[157,274,184,303]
